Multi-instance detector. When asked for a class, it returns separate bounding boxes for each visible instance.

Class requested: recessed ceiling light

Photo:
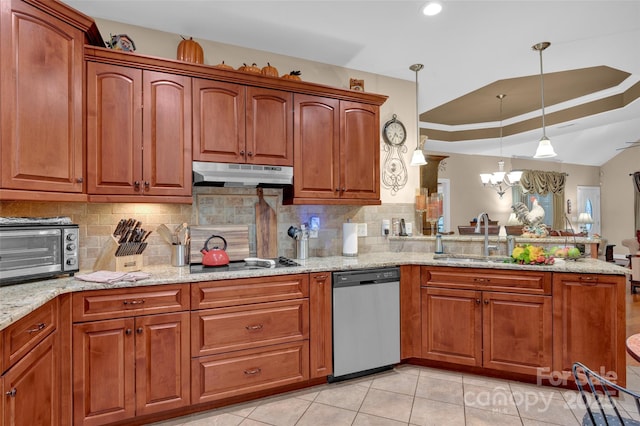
[423,2,443,16]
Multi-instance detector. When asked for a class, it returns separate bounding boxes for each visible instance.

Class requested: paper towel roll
[343,223,358,257]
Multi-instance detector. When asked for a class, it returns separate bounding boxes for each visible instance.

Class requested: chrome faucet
[475,212,497,257]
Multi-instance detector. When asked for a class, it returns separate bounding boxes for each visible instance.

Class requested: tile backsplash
[0,187,416,271]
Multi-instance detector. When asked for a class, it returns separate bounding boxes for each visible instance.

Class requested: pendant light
[409,63,427,166]
[479,94,522,198]
[532,41,557,158]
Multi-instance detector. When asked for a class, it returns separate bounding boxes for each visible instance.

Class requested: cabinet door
[483,292,552,375]
[135,312,190,416]
[86,62,143,195]
[552,273,626,386]
[2,332,59,426]
[73,318,135,426]
[339,101,380,200]
[0,0,83,193]
[143,71,192,196]
[293,94,340,199]
[246,87,293,165]
[309,272,332,378]
[192,78,246,163]
[421,287,482,366]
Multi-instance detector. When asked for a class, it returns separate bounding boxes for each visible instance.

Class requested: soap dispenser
[435,234,444,254]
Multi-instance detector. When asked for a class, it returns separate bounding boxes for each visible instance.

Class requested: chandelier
[479,94,522,198]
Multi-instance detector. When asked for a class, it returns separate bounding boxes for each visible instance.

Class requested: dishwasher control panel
[333,267,400,287]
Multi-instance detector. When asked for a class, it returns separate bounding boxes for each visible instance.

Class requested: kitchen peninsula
[0,252,629,425]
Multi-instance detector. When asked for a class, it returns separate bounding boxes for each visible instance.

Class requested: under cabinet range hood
[192,161,293,187]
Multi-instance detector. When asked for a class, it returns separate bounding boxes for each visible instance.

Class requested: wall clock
[381,114,409,195]
[382,114,407,146]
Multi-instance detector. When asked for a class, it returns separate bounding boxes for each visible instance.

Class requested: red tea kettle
[201,235,230,266]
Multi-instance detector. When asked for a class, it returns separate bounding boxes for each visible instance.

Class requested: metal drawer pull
[244,368,261,375]
[123,299,145,305]
[6,388,16,397]
[475,298,481,304]
[484,299,489,305]
[245,324,264,331]
[136,327,143,334]
[314,274,328,280]
[27,323,46,333]
[474,278,490,283]
[125,329,132,335]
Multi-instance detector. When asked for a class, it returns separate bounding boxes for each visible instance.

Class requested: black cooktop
[189,256,300,274]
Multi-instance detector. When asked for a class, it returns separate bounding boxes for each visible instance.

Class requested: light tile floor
[150,364,640,426]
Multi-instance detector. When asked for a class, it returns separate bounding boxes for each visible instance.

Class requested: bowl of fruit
[509,244,555,265]
[549,246,583,261]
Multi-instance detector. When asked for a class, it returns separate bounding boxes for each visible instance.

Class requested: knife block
[115,254,143,272]
[93,236,143,272]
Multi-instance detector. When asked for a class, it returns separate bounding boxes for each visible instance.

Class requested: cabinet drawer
[192,299,309,357]
[422,267,551,294]
[72,284,190,322]
[3,298,58,370]
[192,274,309,309]
[191,340,309,404]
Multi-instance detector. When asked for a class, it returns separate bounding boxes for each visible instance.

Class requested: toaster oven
[0,217,79,285]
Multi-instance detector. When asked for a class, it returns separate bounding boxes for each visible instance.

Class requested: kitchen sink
[433,254,512,264]
[433,256,486,263]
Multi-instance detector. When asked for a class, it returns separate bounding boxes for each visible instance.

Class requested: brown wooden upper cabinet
[288,94,381,205]
[86,62,192,202]
[0,0,85,199]
[193,79,293,166]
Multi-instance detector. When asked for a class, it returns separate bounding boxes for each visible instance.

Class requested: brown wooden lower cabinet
[2,268,624,426]
[309,272,332,378]
[2,332,59,426]
[72,312,190,425]
[190,273,319,406]
[552,273,626,387]
[421,267,553,376]
[191,340,309,404]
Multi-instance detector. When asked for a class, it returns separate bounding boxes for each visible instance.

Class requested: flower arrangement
[509,244,555,265]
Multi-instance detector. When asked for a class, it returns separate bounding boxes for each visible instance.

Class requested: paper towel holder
[342,221,358,257]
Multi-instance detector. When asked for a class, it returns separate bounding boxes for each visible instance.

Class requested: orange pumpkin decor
[281,70,302,81]
[261,62,279,77]
[215,61,234,70]
[238,62,261,74]
[177,36,204,64]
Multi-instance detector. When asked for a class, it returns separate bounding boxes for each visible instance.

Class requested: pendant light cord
[415,67,421,150]
[498,94,505,158]
[538,47,547,138]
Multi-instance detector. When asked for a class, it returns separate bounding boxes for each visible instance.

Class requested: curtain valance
[519,170,567,195]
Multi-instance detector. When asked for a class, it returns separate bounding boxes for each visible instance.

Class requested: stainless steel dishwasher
[330,267,400,382]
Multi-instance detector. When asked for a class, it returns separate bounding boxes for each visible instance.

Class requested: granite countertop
[0,251,629,331]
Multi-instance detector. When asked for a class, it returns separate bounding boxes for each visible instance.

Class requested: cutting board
[255,188,277,258]
[190,225,250,264]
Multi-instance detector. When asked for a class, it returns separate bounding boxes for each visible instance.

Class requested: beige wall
[602,149,640,256]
